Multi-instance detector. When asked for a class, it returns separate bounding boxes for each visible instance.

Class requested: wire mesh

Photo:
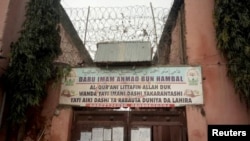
[63,5,170,59]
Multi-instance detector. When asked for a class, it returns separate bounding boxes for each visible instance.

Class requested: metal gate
[71,108,187,141]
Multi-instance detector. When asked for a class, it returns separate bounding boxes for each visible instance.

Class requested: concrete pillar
[184,0,250,141]
[50,107,73,141]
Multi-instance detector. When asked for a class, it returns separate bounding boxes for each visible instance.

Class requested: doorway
[71,108,187,141]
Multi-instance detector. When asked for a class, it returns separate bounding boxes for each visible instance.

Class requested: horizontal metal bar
[130,121,183,126]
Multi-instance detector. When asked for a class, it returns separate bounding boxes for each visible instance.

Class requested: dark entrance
[71,108,187,141]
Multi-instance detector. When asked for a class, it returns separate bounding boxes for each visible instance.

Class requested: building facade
[0,0,249,141]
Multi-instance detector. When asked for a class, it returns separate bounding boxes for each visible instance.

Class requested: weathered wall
[169,6,184,65]
[49,107,73,141]
[2,0,249,140]
[184,0,250,141]
[0,1,92,140]
[54,24,83,67]
[154,0,184,65]
[57,6,94,67]
[0,0,10,39]
[0,0,27,76]
[0,0,28,140]
[40,7,94,141]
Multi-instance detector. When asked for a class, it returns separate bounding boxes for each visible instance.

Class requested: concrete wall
[0,0,91,140]
[41,8,95,141]
[184,0,250,141]
[49,107,73,141]
[0,0,27,76]
[0,0,10,39]
[2,0,250,140]
[0,0,28,140]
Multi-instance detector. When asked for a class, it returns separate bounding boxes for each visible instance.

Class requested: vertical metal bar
[158,126,163,141]
[150,2,159,61]
[127,110,131,141]
[84,6,90,45]
[153,126,158,141]
[0,92,6,128]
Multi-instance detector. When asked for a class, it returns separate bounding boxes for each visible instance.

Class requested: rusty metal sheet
[94,41,152,63]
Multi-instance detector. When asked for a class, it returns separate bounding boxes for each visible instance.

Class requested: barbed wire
[63,6,170,59]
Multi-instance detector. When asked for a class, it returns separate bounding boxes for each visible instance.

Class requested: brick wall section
[54,24,83,66]
[57,6,94,67]
[169,10,182,65]
[153,0,183,65]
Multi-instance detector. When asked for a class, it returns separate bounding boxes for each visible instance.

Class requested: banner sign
[59,66,203,107]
